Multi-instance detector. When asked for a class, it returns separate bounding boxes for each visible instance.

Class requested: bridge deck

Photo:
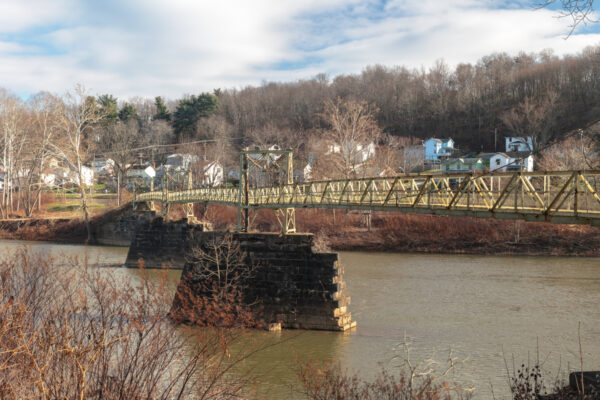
[136,170,600,226]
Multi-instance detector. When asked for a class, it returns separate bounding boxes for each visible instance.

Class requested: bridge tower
[184,170,194,219]
[237,148,296,234]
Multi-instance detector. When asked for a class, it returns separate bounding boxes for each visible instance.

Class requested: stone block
[267,322,282,332]
[333,306,347,317]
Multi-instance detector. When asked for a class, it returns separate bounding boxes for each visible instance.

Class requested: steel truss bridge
[136,162,600,233]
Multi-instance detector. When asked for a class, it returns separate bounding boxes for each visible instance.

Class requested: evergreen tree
[172,93,218,140]
[154,96,171,121]
[97,94,118,124]
[118,103,139,122]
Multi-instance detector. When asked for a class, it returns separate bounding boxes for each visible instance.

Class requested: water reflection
[0,239,129,266]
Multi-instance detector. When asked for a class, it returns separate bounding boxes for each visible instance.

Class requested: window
[495,159,501,166]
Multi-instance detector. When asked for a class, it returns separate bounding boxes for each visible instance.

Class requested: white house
[41,166,70,187]
[126,165,153,184]
[424,138,455,161]
[303,163,313,181]
[327,141,376,164]
[164,154,200,171]
[0,172,9,190]
[505,137,533,152]
[44,165,95,186]
[71,166,95,186]
[92,158,114,176]
[490,152,534,172]
[40,171,58,186]
[202,161,224,187]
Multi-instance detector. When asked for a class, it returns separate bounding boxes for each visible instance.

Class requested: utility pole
[237,152,249,232]
[494,128,497,152]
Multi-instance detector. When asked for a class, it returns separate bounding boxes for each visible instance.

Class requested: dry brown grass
[199,206,600,256]
[298,359,473,400]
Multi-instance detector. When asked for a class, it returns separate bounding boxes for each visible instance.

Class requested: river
[1,240,599,399]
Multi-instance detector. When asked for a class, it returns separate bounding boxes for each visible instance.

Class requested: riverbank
[0,217,88,242]
[2,204,597,257]
[0,203,130,243]
[198,205,600,256]
[323,214,600,256]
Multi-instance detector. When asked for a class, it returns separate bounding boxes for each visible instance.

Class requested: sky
[0,0,599,100]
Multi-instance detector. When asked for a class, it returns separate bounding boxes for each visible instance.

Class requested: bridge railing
[136,170,600,226]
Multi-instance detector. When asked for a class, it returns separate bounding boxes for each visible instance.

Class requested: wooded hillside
[211,47,600,154]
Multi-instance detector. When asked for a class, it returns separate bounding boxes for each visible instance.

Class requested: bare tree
[17,92,62,216]
[537,0,596,34]
[0,247,253,399]
[246,122,308,161]
[50,85,102,241]
[98,119,143,206]
[0,90,27,218]
[375,135,425,174]
[173,233,259,328]
[143,119,173,149]
[538,134,599,170]
[316,98,382,179]
[196,114,236,168]
[501,92,559,152]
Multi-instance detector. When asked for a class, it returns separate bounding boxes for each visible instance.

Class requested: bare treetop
[538,0,596,34]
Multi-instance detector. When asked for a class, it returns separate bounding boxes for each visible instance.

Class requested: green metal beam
[135,170,600,227]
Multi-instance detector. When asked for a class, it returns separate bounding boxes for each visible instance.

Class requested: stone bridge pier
[94,208,355,331]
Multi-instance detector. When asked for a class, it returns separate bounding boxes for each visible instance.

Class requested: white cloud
[0,0,598,99]
[0,0,72,32]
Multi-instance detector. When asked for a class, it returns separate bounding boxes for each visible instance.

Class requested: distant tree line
[71,46,600,168]
[213,47,600,156]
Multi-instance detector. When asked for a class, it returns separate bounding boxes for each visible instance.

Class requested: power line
[95,136,245,158]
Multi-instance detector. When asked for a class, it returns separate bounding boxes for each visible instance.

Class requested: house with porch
[441,157,485,173]
[490,152,534,172]
[424,138,456,162]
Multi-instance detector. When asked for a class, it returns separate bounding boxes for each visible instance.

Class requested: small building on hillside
[126,164,152,180]
[72,166,95,186]
[41,165,94,187]
[505,136,533,152]
[490,152,534,172]
[164,154,200,171]
[0,172,9,191]
[303,163,313,181]
[326,141,376,164]
[92,158,115,176]
[425,138,455,161]
[442,157,485,173]
[202,160,224,187]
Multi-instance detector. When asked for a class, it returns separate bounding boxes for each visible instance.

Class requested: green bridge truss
[136,169,600,232]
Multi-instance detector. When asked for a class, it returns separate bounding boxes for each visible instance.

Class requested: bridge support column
[276,208,296,234]
[185,170,194,220]
[171,232,355,331]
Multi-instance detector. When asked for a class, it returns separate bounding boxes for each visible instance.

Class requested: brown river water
[1,240,599,399]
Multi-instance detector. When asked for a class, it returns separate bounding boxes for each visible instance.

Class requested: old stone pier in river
[93,210,355,331]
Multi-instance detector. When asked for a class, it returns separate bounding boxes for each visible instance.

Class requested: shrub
[0,247,251,399]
